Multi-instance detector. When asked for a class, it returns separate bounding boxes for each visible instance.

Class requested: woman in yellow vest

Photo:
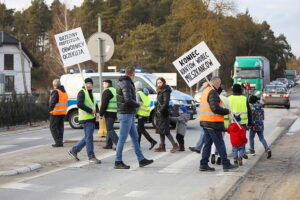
[135,82,157,150]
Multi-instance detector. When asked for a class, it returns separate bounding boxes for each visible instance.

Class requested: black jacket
[155,85,172,135]
[49,85,66,115]
[232,91,253,126]
[77,87,99,123]
[116,75,140,114]
[200,86,230,131]
[99,88,117,119]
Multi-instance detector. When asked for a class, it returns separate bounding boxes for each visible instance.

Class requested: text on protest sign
[55,27,91,67]
[172,41,221,87]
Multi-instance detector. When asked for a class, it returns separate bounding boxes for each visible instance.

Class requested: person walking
[189,82,209,154]
[135,82,157,150]
[99,79,119,150]
[49,79,68,147]
[227,115,248,166]
[170,105,189,151]
[245,80,251,97]
[154,77,179,153]
[248,95,271,158]
[199,77,237,172]
[114,66,153,169]
[228,84,252,159]
[68,78,101,164]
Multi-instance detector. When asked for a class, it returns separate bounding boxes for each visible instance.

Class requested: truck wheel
[68,110,83,129]
[285,104,290,109]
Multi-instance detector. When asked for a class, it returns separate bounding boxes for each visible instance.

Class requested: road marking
[0,183,51,191]
[0,145,17,150]
[129,152,169,171]
[124,191,147,197]
[0,145,45,157]
[17,137,43,140]
[62,187,93,195]
[158,153,199,174]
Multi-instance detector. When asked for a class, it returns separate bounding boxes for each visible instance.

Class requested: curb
[0,163,42,176]
[220,117,297,200]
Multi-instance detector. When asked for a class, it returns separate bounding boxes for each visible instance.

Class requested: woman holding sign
[154,77,179,153]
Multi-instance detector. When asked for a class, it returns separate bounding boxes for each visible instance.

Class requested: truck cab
[233,56,270,98]
[61,72,197,129]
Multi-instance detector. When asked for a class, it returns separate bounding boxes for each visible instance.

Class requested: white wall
[0,45,32,94]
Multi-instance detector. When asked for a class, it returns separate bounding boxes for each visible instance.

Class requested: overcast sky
[3,0,300,57]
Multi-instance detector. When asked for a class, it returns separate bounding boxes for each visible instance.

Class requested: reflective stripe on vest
[199,87,224,122]
[50,89,68,115]
[228,95,248,125]
[78,88,96,121]
[106,87,117,113]
[224,115,229,129]
[137,91,150,117]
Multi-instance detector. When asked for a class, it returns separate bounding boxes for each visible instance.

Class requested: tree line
[0,0,295,91]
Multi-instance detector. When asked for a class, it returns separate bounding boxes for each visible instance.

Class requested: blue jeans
[232,145,246,160]
[115,114,144,162]
[249,130,269,151]
[195,126,205,151]
[72,121,95,159]
[200,128,230,168]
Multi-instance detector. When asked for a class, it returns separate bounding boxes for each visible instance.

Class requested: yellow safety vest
[137,91,150,117]
[228,95,248,125]
[106,87,117,113]
[78,88,96,121]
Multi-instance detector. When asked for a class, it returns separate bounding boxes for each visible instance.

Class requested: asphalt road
[0,86,299,200]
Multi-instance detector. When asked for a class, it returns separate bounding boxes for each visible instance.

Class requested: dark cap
[103,79,112,85]
[232,84,242,93]
[249,95,258,104]
[84,78,93,84]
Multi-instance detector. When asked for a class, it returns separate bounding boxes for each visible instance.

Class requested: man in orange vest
[49,79,68,147]
[199,77,237,172]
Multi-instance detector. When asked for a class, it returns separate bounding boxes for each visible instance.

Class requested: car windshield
[235,69,261,78]
[265,85,287,93]
[143,74,158,87]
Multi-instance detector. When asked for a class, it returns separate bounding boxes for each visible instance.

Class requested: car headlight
[171,99,186,105]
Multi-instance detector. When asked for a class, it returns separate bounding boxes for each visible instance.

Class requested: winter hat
[179,105,187,114]
[249,95,258,104]
[232,84,242,93]
[234,114,241,123]
[84,78,93,84]
[103,79,112,85]
[134,81,143,89]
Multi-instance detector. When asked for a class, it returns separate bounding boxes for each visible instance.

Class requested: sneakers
[223,163,238,172]
[243,154,248,159]
[114,161,130,169]
[89,157,101,164]
[237,157,243,166]
[266,149,272,159]
[139,158,154,167]
[248,149,256,156]
[216,157,221,165]
[52,143,63,147]
[68,150,80,161]
[199,165,215,172]
[103,146,113,149]
[189,147,200,154]
[234,160,238,167]
[149,140,157,150]
[211,154,216,164]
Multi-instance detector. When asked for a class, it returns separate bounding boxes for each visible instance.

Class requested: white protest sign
[55,27,91,67]
[172,41,221,87]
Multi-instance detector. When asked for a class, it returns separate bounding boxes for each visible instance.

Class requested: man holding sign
[199,77,237,172]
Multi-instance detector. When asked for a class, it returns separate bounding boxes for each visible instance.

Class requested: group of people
[189,77,271,171]
[48,67,271,172]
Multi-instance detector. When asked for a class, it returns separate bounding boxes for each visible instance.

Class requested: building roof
[0,31,39,67]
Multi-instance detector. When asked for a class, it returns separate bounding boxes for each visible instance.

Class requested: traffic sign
[87,32,115,63]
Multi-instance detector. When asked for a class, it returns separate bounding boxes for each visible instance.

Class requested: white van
[60,71,197,129]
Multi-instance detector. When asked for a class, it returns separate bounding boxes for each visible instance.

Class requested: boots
[170,143,179,153]
[154,144,166,152]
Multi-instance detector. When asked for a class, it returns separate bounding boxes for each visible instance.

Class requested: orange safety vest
[199,86,224,122]
[50,89,68,115]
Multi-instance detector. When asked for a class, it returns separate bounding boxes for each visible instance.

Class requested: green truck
[233,56,270,97]
[284,70,297,81]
